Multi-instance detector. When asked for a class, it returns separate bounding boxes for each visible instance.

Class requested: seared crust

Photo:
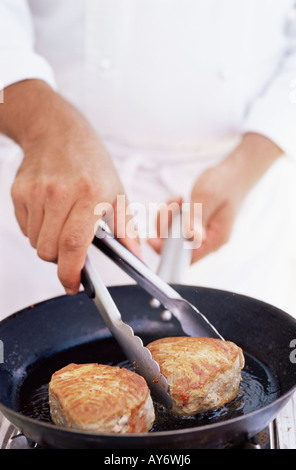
[147,337,245,416]
[49,363,155,433]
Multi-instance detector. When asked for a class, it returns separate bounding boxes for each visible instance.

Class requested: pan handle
[156,210,192,284]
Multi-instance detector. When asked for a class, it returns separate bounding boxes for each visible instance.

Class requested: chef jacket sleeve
[242,25,296,159]
[0,0,56,93]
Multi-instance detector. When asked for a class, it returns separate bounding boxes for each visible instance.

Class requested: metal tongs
[81,255,173,408]
[81,219,223,408]
[92,221,223,340]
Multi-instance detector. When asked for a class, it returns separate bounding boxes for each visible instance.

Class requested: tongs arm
[92,225,182,306]
[81,255,173,408]
[91,224,223,339]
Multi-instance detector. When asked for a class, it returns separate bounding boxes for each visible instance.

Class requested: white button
[99,58,112,70]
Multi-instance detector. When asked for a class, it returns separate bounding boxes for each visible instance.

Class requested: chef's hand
[0,80,140,294]
[148,133,282,263]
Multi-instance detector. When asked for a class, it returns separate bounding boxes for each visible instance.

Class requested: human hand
[1,80,140,294]
[188,159,245,263]
[148,133,283,264]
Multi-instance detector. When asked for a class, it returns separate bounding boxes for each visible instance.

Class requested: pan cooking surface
[18,337,280,433]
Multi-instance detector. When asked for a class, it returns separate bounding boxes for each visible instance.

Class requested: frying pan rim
[2,283,296,323]
[0,283,296,350]
[1,385,295,442]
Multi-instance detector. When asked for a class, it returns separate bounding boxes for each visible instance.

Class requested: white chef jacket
[0,0,296,318]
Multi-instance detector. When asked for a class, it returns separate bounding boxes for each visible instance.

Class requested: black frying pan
[0,285,295,449]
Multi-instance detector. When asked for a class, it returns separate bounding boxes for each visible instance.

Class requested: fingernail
[65,287,76,295]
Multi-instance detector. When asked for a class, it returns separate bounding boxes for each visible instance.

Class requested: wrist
[0,80,55,147]
[219,132,283,193]
[0,79,89,152]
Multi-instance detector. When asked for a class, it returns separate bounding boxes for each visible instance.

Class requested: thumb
[95,193,143,260]
[113,194,143,260]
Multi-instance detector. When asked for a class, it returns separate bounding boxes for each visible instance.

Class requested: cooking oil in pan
[21,352,280,432]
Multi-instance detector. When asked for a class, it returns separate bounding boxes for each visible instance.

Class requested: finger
[189,184,222,263]
[36,201,73,263]
[11,178,46,247]
[113,194,143,260]
[147,236,163,254]
[156,197,183,238]
[11,182,29,236]
[120,235,143,260]
[13,201,28,236]
[12,180,49,247]
[191,203,233,264]
[57,201,97,294]
[26,199,45,248]
[147,196,183,254]
[182,202,206,244]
